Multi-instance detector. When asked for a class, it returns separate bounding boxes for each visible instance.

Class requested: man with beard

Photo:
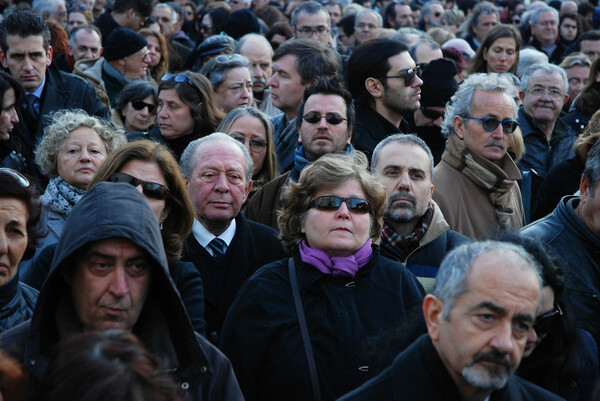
[236,34,280,117]
[339,241,563,401]
[371,134,469,292]
[433,73,525,239]
[347,39,422,160]
[245,77,355,229]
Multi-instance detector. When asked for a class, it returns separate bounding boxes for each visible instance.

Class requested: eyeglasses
[383,65,422,87]
[161,73,202,97]
[533,303,563,336]
[296,25,330,36]
[109,172,170,200]
[527,87,564,99]
[302,111,347,125]
[0,167,29,187]
[230,134,267,152]
[420,106,444,120]
[462,116,519,134]
[308,196,370,214]
[131,100,157,113]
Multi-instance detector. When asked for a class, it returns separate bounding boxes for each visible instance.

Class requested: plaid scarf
[381,203,434,260]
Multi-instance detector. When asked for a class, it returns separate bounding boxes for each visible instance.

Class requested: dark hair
[560,12,582,42]
[0,10,51,53]
[272,39,338,85]
[493,231,599,401]
[0,349,24,401]
[383,1,409,29]
[346,38,408,107]
[0,71,24,111]
[575,29,600,51]
[265,21,293,49]
[254,5,286,28]
[574,57,600,115]
[47,20,69,56]
[33,330,180,401]
[205,7,231,36]
[296,76,355,133]
[0,170,43,260]
[112,0,153,18]
[113,81,158,126]
[337,13,356,37]
[465,24,522,75]
[158,71,224,138]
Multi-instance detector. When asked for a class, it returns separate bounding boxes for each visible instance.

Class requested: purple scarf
[299,239,373,277]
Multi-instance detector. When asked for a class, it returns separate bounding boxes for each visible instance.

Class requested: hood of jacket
[26,182,209,381]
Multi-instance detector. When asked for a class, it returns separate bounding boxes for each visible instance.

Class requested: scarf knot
[299,239,373,277]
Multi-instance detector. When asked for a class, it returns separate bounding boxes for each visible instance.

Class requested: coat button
[209,331,219,343]
[200,366,208,374]
[345,281,355,288]
[181,382,190,390]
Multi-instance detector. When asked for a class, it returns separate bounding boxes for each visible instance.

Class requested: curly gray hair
[35,109,126,177]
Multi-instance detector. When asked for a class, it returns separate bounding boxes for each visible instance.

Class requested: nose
[23,57,34,72]
[80,148,91,161]
[491,123,505,139]
[84,49,94,59]
[317,115,328,129]
[499,52,507,61]
[489,322,515,354]
[413,75,423,88]
[214,173,229,192]
[109,266,130,297]
[0,231,7,255]
[335,201,351,219]
[398,171,410,190]
[9,108,18,124]
[242,86,251,99]
[267,73,278,88]
[433,116,443,128]
[310,30,320,39]
[527,326,538,345]
[158,105,168,119]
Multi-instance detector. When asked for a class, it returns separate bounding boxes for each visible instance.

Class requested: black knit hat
[420,58,458,108]
[224,9,260,40]
[103,28,148,61]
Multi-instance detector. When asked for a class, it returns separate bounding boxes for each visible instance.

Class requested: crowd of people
[0,0,599,399]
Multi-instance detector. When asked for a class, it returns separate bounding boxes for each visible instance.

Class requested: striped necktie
[208,238,226,260]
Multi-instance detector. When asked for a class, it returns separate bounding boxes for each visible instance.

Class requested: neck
[284,108,298,122]
[387,217,419,237]
[373,101,403,127]
[112,11,129,27]
[199,217,232,237]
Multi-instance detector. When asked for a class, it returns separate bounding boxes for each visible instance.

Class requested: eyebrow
[84,250,147,263]
[471,301,535,323]
[382,164,426,174]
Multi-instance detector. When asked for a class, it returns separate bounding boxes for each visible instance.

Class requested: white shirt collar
[192,218,236,249]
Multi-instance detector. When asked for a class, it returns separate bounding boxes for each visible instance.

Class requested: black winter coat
[0,274,38,333]
[220,248,425,401]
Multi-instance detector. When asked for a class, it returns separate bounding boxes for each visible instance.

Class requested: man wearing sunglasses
[433,73,525,239]
[180,133,286,345]
[347,38,423,160]
[340,241,563,401]
[418,1,443,32]
[521,141,600,361]
[371,134,469,293]
[246,77,355,229]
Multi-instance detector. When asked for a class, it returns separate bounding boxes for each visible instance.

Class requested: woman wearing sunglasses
[0,169,44,333]
[495,233,598,401]
[129,71,224,160]
[20,110,125,282]
[112,81,158,134]
[221,153,425,401]
[217,107,278,200]
[89,139,206,335]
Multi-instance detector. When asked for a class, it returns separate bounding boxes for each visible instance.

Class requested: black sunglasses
[384,64,422,87]
[533,303,563,336]
[463,116,519,134]
[302,111,347,125]
[109,172,169,200]
[131,100,157,113]
[308,196,370,214]
[421,106,445,121]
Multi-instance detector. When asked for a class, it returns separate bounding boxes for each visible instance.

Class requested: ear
[453,115,465,139]
[429,183,434,198]
[99,47,104,57]
[580,174,590,204]
[159,205,171,224]
[46,45,53,65]
[67,45,73,58]
[0,49,7,69]
[244,180,253,200]
[563,93,569,104]
[519,90,525,101]
[482,47,488,61]
[423,294,444,343]
[127,8,137,20]
[365,77,384,99]
[298,124,302,144]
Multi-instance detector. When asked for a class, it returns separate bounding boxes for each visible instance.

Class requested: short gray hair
[292,1,330,28]
[409,38,440,62]
[559,52,592,70]
[517,48,548,78]
[520,63,568,95]
[529,6,558,27]
[355,9,383,28]
[433,240,543,320]
[32,0,66,19]
[392,27,428,45]
[441,73,518,138]
[371,133,434,178]
[179,132,253,183]
[200,54,251,90]
[35,109,125,178]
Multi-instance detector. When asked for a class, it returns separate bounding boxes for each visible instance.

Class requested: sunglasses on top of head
[308,196,370,214]
[109,172,170,200]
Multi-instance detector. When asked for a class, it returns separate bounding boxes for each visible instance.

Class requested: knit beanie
[103,28,148,61]
[224,9,260,40]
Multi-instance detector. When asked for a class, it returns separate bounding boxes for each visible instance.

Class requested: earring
[160,222,164,230]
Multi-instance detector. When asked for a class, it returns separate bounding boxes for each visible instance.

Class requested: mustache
[470,349,515,372]
[484,140,506,150]
[388,191,416,207]
[252,77,268,85]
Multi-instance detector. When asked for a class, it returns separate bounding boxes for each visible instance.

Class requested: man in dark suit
[0,10,108,183]
[180,133,286,345]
